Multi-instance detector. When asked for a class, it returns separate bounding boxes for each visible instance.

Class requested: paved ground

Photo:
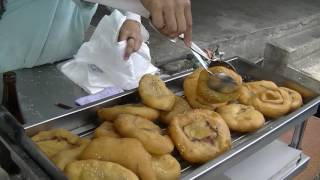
[146,0,320,63]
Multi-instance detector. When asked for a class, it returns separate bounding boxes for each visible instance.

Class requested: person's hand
[140,0,192,47]
[118,20,143,60]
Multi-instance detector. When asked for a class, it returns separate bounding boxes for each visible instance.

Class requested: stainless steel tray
[24,57,320,179]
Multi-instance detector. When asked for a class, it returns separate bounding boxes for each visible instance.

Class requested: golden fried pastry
[65,160,139,180]
[159,96,192,124]
[216,104,265,133]
[169,109,231,163]
[238,80,278,105]
[196,93,227,107]
[151,154,181,180]
[32,129,80,158]
[97,103,159,122]
[283,80,316,99]
[34,140,72,158]
[51,139,90,171]
[138,74,176,111]
[93,121,120,138]
[252,88,291,119]
[114,114,174,155]
[32,128,79,143]
[183,68,227,110]
[80,137,156,180]
[280,87,303,111]
[197,66,242,103]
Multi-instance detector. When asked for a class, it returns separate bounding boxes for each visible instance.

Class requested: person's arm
[84,0,149,17]
[84,0,192,47]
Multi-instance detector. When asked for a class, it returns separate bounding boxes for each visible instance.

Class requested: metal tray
[24,57,320,179]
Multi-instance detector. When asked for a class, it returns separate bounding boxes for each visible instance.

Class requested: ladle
[188,41,239,94]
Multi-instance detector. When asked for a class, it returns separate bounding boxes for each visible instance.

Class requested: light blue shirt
[0,0,97,73]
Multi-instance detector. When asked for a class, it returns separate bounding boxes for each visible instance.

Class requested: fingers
[151,3,165,30]
[134,38,143,52]
[118,31,129,42]
[118,20,143,60]
[123,33,143,60]
[176,5,187,35]
[183,1,192,47]
[124,38,135,60]
[162,1,177,38]
[119,32,136,60]
[147,0,192,45]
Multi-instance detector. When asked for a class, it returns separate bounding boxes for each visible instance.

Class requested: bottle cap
[3,71,16,83]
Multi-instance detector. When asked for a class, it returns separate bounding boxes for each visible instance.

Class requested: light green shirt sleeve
[0,0,97,73]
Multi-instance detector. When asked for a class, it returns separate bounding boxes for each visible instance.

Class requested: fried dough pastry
[138,74,176,111]
[238,80,292,118]
[97,103,159,122]
[183,68,226,110]
[34,140,72,158]
[197,66,242,103]
[280,87,303,111]
[114,114,174,155]
[93,121,120,138]
[65,160,139,180]
[238,80,278,105]
[169,109,231,163]
[32,129,80,158]
[216,104,265,133]
[51,139,90,171]
[159,96,192,124]
[151,154,181,180]
[252,88,291,119]
[80,137,156,180]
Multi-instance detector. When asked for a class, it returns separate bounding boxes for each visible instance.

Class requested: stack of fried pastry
[184,67,303,132]
[31,69,304,180]
[96,74,232,165]
[31,129,90,171]
[184,67,265,133]
[238,80,303,118]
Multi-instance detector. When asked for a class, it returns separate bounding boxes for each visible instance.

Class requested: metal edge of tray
[22,57,320,179]
[0,131,50,179]
[23,67,194,134]
[181,98,320,179]
[283,153,310,180]
[23,56,320,134]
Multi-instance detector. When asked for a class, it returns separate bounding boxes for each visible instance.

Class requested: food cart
[0,56,319,179]
[1,0,320,179]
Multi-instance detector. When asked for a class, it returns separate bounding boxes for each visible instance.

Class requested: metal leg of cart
[282,120,310,180]
[289,120,308,149]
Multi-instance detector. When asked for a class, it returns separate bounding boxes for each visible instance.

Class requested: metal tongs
[149,21,238,93]
[186,39,239,94]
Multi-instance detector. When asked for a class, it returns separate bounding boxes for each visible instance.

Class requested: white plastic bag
[60,10,158,94]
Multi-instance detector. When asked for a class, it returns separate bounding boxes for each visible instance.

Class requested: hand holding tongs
[148,20,238,93]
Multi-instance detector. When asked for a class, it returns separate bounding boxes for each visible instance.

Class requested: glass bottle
[2,72,25,124]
